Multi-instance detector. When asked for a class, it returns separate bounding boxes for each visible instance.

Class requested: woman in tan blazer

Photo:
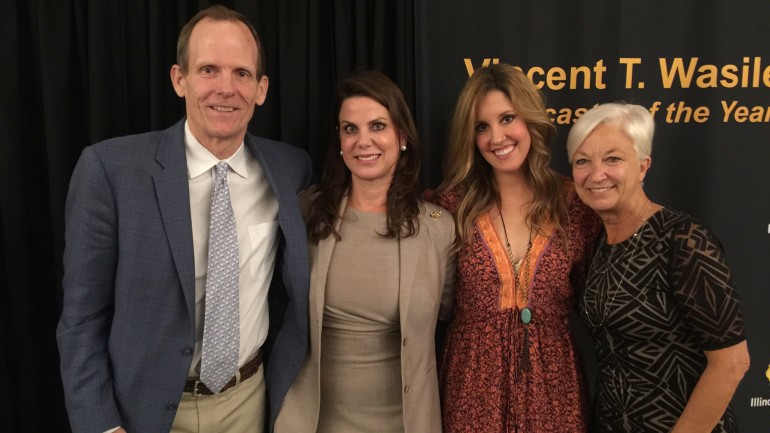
[274,70,455,433]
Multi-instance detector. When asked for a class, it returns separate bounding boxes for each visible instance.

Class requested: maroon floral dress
[435,182,601,433]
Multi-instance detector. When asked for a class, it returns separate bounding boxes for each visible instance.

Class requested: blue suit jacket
[57,119,313,433]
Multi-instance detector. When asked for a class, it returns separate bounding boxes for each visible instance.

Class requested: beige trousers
[171,365,266,433]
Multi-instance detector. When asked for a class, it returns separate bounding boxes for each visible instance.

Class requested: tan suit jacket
[275,194,455,433]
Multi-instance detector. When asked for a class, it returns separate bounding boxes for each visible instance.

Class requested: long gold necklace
[499,204,533,325]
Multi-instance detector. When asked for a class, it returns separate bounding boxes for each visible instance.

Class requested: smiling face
[338,96,403,188]
[170,18,268,158]
[571,123,651,217]
[474,90,532,177]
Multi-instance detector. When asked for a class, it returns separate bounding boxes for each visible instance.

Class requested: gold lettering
[720,65,739,88]
[570,66,591,90]
[765,65,770,87]
[592,59,607,89]
[734,106,749,122]
[741,57,750,87]
[749,106,766,122]
[555,108,572,124]
[619,58,641,88]
[753,57,761,87]
[464,58,496,77]
[527,67,546,90]
[721,100,738,122]
[695,65,718,88]
[547,67,566,90]
[660,58,698,89]
[722,101,770,122]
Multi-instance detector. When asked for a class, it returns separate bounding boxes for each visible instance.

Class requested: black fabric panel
[1,0,415,431]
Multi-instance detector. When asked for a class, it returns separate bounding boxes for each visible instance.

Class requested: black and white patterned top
[581,208,746,433]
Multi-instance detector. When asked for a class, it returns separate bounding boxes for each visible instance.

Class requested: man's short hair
[176,5,265,77]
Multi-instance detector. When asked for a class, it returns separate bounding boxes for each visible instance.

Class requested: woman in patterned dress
[434,63,602,432]
[566,102,750,432]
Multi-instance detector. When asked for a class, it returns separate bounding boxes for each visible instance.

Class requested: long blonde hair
[439,63,566,248]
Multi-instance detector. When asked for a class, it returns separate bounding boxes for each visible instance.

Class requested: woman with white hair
[567,102,750,433]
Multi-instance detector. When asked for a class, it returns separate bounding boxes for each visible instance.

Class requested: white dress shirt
[185,122,279,376]
[104,125,279,433]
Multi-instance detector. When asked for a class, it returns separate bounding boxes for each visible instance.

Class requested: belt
[184,349,263,396]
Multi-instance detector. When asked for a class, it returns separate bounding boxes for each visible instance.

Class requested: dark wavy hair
[305,70,422,243]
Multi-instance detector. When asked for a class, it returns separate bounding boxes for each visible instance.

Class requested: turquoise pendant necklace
[499,205,533,324]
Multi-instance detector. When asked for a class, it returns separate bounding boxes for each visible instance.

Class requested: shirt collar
[184,120,249,179]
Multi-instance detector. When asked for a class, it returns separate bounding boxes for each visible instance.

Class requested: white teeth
[591,187,612,193]
[494,145,514,156]
[212,106,235,112]
[357,155,379,161]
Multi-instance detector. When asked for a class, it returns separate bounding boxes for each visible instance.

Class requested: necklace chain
[584,201,652,327]
[499,205,533,315]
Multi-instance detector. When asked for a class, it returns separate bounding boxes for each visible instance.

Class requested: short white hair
[566,103,654,163]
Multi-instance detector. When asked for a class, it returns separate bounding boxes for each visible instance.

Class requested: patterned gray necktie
[200,161,240,393]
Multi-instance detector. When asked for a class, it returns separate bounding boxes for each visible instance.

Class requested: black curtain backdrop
[3,0,769,432]
[415,1,770,432]
[1,1,413,431]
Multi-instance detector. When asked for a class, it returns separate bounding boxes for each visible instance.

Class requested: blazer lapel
[398,225,421,327]
[246,135,309,295]
[310,195,347,325]
[153,121,196,320]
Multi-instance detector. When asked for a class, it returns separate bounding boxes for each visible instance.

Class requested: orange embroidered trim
[479,213,554,310]
[479,214,516,309]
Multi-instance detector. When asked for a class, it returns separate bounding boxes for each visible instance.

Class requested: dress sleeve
[432,188,460,214]
[668,219,746,350]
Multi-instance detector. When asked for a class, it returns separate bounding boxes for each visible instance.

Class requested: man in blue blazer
[57,6,312,433]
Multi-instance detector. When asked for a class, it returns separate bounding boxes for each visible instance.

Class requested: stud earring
[340,150,343,156]
[400,145,407,151]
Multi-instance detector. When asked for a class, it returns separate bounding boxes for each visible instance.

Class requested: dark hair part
[306,70,423,243]
[176,5,265,77]
[439,63,567,248]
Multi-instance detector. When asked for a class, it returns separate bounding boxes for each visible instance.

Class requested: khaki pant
[171,365,265,433]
